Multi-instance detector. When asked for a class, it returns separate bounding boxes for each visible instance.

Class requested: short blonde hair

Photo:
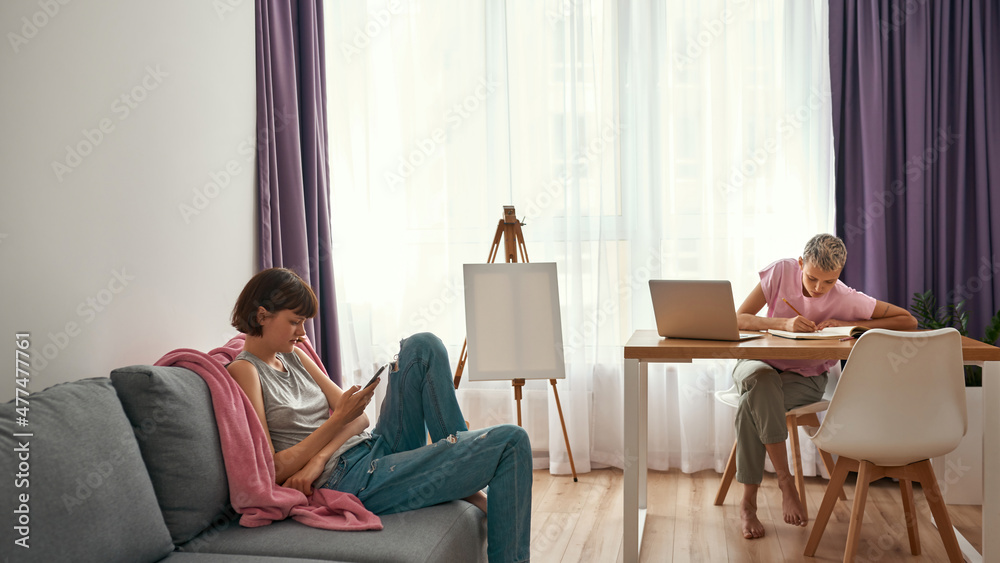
[802,234,847,271]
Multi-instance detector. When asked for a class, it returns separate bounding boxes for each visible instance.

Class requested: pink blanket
[155,335,382,531]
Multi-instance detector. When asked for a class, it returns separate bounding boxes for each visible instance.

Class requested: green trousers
[732,359,828,485]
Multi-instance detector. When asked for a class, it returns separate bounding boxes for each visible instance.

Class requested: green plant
[910,290,969,334]
[984,309,1000,347]
[910,290,1000,387]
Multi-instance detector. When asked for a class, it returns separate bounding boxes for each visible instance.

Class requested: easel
[454,205,578,481]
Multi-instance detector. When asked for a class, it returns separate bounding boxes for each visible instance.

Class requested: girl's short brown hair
[231,268,319,336]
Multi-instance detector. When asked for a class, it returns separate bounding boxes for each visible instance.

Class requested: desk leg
[623,359,646,563]
[639,361,648,508]
[984,361,999,562]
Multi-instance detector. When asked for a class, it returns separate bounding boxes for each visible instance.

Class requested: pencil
[782,298,805,317]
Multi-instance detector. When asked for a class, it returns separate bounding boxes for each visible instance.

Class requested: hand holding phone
[363,364,387,390]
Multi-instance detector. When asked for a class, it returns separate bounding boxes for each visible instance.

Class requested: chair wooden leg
[915,460,963,563]
[804,455,853,556]
[787,415,808,516]
[818,448,848,501]
[714,440,738,506]
[898,478,921,555]
[844,460,874,563]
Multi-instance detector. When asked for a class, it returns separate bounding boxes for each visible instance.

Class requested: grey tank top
[234,350,369,489]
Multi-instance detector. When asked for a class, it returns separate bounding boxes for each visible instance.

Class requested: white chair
[804,328,967,562]
[713,382,846,516]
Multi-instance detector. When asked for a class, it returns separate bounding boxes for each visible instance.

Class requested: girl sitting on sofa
[226,267,530,563]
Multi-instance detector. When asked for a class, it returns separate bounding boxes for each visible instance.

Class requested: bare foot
[740,499,766,539]
[777,476,807,527]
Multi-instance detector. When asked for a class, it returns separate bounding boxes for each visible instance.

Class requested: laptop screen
[648,280,749,341]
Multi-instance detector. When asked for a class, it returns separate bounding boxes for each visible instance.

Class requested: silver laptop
[649,280,762,341]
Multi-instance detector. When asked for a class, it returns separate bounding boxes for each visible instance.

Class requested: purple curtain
[830,0,1000,339]
[256,0,341,383]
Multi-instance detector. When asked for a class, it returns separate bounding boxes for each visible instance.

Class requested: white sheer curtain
[323,0,836,477]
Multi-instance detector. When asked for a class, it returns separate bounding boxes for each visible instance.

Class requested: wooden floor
[530,467,982,562]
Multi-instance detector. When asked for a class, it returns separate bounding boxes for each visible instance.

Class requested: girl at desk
[732,234,916,539]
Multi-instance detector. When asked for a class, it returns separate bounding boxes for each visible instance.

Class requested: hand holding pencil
[782,298,818,332]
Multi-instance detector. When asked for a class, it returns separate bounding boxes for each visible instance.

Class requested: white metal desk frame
[622,330,1000,563]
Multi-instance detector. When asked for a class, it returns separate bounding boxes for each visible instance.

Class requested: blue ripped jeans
[322,332,531,563]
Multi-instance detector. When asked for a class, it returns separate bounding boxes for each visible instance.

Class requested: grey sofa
[0,365,486,563]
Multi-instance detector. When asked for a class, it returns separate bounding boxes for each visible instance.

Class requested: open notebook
[768,326,869,340]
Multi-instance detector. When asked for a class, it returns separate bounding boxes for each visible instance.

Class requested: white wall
[0,0,256,402]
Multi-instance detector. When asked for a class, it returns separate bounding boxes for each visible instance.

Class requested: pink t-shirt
[759,258,877,377]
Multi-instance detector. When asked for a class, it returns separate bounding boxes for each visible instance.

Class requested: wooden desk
[622,329,1000,563]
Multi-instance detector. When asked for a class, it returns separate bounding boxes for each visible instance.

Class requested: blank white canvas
[463,263,566,381]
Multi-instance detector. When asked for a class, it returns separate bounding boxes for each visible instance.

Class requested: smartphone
[363,364,387,390]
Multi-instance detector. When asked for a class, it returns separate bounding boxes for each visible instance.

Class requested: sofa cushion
[179,501,487,563]
[0,378,174,563]
[110,365,230,545]
[159,553,339,562]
